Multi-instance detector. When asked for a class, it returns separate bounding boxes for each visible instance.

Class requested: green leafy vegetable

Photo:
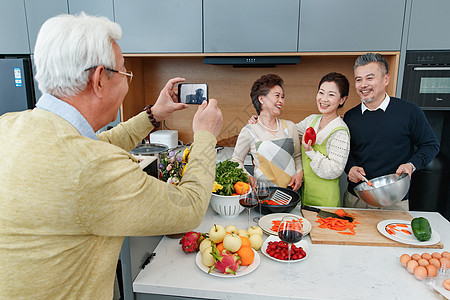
[214,160,249,196]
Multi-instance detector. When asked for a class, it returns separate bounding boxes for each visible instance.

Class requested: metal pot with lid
[130,143,168,156]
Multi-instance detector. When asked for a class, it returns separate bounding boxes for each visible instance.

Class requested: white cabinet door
[115,0,202,53]
[25,0,68,54]
[0,0,30,54]
[408,0,450,50]
[299,0,405,52]
[204,0,299,53]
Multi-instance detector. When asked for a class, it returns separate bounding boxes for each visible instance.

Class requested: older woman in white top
[231,74,303,191]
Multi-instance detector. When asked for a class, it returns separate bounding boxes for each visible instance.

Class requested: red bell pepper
[304,127,316,145]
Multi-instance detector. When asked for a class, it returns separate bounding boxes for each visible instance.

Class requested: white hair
[34,12,122,98]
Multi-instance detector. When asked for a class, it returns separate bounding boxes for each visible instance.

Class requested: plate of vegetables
[259,213,312,236]
[377,219,441,246]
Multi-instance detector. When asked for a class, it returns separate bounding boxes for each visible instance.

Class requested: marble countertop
[133,206,449,299]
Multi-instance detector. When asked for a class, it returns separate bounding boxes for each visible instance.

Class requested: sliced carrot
[315,216,357,234]
[400,229,412,235]
[334,209,347,217]
[395,224,408,228]
[386,228,396,235]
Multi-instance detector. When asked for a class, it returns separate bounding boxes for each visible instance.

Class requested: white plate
[195,248,260,277]
[261,235,310,263]
[259,213,312,236]
[377,219,441,246]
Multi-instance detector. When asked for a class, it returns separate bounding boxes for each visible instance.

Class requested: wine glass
[253,180,270,222]
[239,190,258,229]
[277,215,303,275]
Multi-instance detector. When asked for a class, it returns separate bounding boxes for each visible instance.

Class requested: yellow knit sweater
[0,109,216,299]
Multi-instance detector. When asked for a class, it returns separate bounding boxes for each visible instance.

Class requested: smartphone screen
[178,83,208,104]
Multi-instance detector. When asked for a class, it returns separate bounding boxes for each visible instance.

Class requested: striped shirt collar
[35,93,98,140]
[361,93,390,114]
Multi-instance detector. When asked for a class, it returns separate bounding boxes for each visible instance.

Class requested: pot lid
[130,143,168,155]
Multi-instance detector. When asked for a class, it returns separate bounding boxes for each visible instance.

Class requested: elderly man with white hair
[0,13,222,299]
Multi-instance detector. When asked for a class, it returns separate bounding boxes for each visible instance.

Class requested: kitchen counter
[133,206,449,300]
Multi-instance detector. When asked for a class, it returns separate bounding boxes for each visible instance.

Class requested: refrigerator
[0,56,35,116]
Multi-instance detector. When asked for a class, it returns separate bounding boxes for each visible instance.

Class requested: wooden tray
[301,208,443,248]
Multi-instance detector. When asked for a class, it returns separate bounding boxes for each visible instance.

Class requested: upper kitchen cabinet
[0,0,29,54]
[407,0,450,50]
[24,0,68,53]
[68,0,114,21]
[0,0,30,54]
[204,0,299,53]
[298,0,406,52]
[114,0,202,53]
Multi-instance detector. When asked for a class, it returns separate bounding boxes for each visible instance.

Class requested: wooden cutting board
[301,208,444,248]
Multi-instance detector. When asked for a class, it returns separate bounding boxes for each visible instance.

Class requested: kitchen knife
[302,205,354,222]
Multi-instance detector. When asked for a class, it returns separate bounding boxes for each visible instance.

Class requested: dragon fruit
[179,231,206,253]
[208,244,241,275]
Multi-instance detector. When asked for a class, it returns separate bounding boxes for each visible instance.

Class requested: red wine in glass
[278,228,302,244]
[277,216,303,273]
[239,197,258,208]
[239,191,258,228]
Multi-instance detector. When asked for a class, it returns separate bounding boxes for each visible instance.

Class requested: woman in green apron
[232,74,303,191]
[298,72,350,206]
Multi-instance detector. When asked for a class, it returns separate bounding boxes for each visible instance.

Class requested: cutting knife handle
[301,205,320,213]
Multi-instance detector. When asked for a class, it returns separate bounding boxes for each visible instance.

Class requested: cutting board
[301,208,443,248]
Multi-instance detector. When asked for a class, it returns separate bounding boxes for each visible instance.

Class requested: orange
[237,246,254,266]
[216,243,224,253]
[234,182,250,195]
[240,236,251,248]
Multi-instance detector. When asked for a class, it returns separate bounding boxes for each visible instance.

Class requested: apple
[249,234,263,250]
[199,238,213,253]
[223,233,242,252]
[225,225,238,234]
[247,226,263,237]
[201,246,215,267]
[209,224,226,243]
[237,229,249,238]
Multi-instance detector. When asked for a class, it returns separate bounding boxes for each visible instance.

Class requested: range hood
[203,56,301,67]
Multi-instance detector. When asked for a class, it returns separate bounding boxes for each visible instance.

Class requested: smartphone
[178,83,208,104]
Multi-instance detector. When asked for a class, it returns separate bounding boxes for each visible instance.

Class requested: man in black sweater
[343,53,439,210]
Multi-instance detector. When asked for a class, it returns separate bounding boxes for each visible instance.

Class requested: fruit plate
[259,213,312,236]
[195,248,260,277]
[261,235,310,263]
[377,219,441,246]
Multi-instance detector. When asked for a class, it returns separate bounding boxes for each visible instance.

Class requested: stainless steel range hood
[203,56,301,67]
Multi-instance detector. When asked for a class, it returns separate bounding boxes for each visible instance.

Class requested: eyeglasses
[84,65,133,84]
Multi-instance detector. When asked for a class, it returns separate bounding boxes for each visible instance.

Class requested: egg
[400,254,411,267]
[431,252,442,259]
[425,264,437,278]
[411,253,421,261]
[414,266,427,281]
[442,251,450,259]
[421,253,432,260]
[444,279,450,291]
[417,258,429,266]
[407,259,419,274]
[428,258,441,268]
[439,257,449,269]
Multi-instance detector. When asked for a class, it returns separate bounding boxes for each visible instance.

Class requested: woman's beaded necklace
[258,118,279,132]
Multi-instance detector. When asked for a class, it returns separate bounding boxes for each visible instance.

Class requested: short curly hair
[250,74,284,114]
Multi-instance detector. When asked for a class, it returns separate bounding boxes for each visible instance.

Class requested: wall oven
[402,51,450,110]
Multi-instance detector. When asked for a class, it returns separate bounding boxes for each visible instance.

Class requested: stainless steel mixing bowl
[353,173,411,207]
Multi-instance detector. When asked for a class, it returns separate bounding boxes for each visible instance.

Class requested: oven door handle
[413,66,450,71]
